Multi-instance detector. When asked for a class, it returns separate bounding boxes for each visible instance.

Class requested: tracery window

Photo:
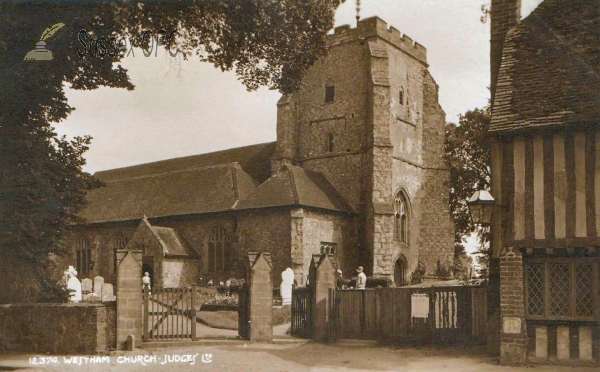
[394,191,410,244]
[207,225,231,272]
[76,236,92,276]
[525,258,599,320]
[320,242,337,256]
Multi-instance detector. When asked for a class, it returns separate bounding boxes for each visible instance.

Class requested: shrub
[366,276,393,288]
[409,261,427,284]
[434,260,453,279]
[346,276,393,289]
[228,278,246,293]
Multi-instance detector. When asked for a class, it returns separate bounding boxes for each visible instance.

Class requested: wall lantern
[467,189,496,225]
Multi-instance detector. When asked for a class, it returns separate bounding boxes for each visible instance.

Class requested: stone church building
[64,17,454,287]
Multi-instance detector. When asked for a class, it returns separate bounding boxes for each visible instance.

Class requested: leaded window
[207,225,231,272]
[525,259,599,320]
[76,236,92,276]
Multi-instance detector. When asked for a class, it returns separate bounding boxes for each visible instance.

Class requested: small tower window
[399,87,404,105]
[325,78,335,103]
[327,133,335,152]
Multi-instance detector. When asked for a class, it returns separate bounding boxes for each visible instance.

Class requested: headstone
[64,266,82,302]
[81,278,93,293]
[280,268,294,306]
[93,276,104,296]
[101,283,116,302]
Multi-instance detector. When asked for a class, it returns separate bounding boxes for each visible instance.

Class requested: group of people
[335,266,367,289]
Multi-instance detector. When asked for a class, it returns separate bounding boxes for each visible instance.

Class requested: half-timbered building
[488,0,600,364]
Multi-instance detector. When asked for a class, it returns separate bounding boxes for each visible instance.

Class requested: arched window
[112,232,128,274]
[325,78,335,103]
[207,225,231,272]
[394,191,410,244]
[76,236,93,276]
[113,233,128,250]
[399,87,404,105]
[327,133,335,152]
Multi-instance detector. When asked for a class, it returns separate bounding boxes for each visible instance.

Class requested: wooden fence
[291,287,312,338]
[329,286,487,344]
[143,286,197,341]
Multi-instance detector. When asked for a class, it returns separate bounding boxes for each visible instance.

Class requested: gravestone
[64,266,82,302]
[93,276,104,296]
[101,283,116,302]
[81,278,93,293]
[280,268,294,306]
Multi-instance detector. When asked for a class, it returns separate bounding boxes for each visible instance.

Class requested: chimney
[490,0,521,102]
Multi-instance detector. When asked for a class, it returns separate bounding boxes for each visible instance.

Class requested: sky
[55,0,544,175]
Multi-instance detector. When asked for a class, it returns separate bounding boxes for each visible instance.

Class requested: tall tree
[445,107,491,278]
[0,1,343,303]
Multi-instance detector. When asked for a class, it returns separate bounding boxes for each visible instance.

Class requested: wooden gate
[143,286,197,341]
[331,286,487,344]
[238,287,250,340]
[291,286,312,338]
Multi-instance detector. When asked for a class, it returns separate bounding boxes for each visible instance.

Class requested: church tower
[272,17,454,283]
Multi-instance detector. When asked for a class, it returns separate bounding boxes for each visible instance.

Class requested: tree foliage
[445,107,491,278]
[0,1,343,303]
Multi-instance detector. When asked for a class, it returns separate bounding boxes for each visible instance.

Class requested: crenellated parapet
[329,16,427,64]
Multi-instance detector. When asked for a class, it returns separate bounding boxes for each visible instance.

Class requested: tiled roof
[235,165,355,213]
[490,0,600,134]
[151,226,196,257]
[94,142,276,184]
[80,163,256,223]
[139,218,198,257]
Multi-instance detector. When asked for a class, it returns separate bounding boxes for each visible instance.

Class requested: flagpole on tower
[356,0,361,26]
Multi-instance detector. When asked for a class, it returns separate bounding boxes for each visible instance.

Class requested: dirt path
[2,342,598,372]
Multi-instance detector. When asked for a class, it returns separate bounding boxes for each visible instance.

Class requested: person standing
[142,271,152,294]
[356,266,367,289]
[335,269,346,289]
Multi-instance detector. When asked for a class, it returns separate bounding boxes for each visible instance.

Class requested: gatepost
[116,249,143,350]
[310,254,337,341]
[245,252,273,342]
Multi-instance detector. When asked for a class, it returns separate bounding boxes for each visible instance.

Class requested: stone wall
[162,257,200,288]
[237,209,291,286]
[300,209,356,282]
[0,302,116,354]
[293,38,369,210]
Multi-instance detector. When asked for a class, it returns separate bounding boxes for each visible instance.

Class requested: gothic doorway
[394,256,407,287]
